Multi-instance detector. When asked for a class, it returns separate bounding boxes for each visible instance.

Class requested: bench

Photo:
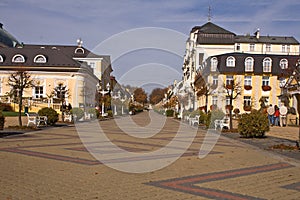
[189,115,200,126]
[26,113,48,127]
[214,117,230,130]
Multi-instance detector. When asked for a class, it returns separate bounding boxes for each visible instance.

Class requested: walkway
[0,111,299,199]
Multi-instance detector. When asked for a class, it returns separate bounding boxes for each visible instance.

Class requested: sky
[1,0,300,92]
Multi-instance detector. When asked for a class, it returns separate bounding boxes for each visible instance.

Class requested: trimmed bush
[0,103,13,112]
[165,109,174,117]
[87,108,100,119]
[71,108,84,121]
[38,107,59,125]
[206,109,225,128]
[238,110,269,138]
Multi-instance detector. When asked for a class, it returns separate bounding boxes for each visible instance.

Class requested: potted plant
[0,110,5,130]
[244,85,252,90]
[225,105,233,110]
[262,85,271,91]
[243,105,251,111]
[226,84,233,89]
[210,105,217,110]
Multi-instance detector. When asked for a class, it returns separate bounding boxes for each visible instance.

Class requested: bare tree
[7,71,34,126]
[223,79,242,130]
[194,73,214,113]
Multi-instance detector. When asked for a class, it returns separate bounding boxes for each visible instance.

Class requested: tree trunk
[295,94,300,144]
[18,89,23,127]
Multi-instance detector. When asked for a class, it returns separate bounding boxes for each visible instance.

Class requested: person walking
[274,105,280,126]
[267,104,275,126]
[279,104,288,127]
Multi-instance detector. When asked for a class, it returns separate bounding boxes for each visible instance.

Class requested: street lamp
[111,91,120,116]
[120,94,127,115]
[97,82,110,117]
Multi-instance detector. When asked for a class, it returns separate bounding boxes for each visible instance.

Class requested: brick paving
[0,111,299,199]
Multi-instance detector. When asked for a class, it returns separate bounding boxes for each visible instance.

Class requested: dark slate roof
[191,22,235,35]
[235,35,299,44]
[0,23,20,47]
[203,52,300,76]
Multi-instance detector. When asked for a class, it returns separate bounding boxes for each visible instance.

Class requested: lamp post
[120,94,127,115]
[111,91,120,116]
[97,82,110,117]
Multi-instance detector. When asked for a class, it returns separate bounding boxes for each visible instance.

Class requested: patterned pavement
[0,111,299,199]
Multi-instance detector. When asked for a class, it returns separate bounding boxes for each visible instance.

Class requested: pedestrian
[279,104,288,127]
[274,105,280,126]
[267,104,275,126]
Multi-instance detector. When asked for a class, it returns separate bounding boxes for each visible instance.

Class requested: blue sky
[1,0,300,91]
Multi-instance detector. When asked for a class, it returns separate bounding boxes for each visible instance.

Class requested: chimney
[0,23,3,29]
[255,28,260,39]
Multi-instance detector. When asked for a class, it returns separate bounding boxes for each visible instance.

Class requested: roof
[191,22,235,35]
[0,23,20,47]
[203,52,300,76]
[235,35,299,45]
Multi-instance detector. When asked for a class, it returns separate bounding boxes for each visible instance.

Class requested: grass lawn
[2,111,27,117]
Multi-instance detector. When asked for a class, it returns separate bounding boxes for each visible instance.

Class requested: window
[211,57,218,71]
[245,57,254,72]
[280,59,288,69]
[263,57,272,72]
[282,45,286,53]
[212,96,218,105]
[33,55,47,63]
[226,56,235,67]
[244,96,251,106]
[249,44,255,51]
[226,75,234,86]
[89,62,96,69]
[282,45,290,53]
[12,54,25,63]
[226,96,230,105]
[266,44,271,52]
[279,78,286,88]
[212,76,218,85]
[262,76,270,86]
[236,43,241,51]
[287,45,290,53]
[34,86,44,98]
[0,55,3,62]
[75,47,84,54]
[244,76,252,86]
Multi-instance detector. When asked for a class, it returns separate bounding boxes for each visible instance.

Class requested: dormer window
[245,57,254,72]
[211,57,218,71]
[75,47,84,54]
[0,55,3,63]
[280,58,288,69]
[34,54,47,63]
[12,54,25,63]
[226,56,235,67]
[263,57,272,72]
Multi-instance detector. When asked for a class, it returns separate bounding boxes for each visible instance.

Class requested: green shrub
[199,110,208,124]
[0,103,13,111]
[206,109,225,128]
[238,110,269,138]
[71,108,84,121]
[165,109,174,117]
[38,107,59,125]
[107,110,113,117]
[87,108,100,119]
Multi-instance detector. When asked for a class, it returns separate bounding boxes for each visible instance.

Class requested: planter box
[243,106,251,111]
[244,85,252,90]
[262,85,271,91]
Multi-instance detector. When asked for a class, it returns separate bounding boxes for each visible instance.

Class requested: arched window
[226,56,235,67]
[263,57,272,72]
[75,47,84,54]
[244,57,254,72]
[34,54,47,63]
[211,57,218,71]
[279,58,288,69]
[0,55,3,63]
[12,54,25,63]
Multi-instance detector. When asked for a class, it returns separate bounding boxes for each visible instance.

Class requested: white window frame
[244,76,252,86]
[212,96,218,105]
[245,57,254,72]
[244,96,251,106]
[226,56,235,67]
[226,75,234,86]
[262,76,270,86]
[12,54,25,63]
[226,96,230,105]
[212,76,218,85]
[266,44,271,52]
[236,43,241,51]
[34,86,44,99]
[75,47,85,54]
[263,57,272,72]
[0,55,3,63]
[280,58,288,69]
[211,57,218,71]
[33,54,47,63]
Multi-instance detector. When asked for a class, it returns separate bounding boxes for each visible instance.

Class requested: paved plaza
[0,111,300,199]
